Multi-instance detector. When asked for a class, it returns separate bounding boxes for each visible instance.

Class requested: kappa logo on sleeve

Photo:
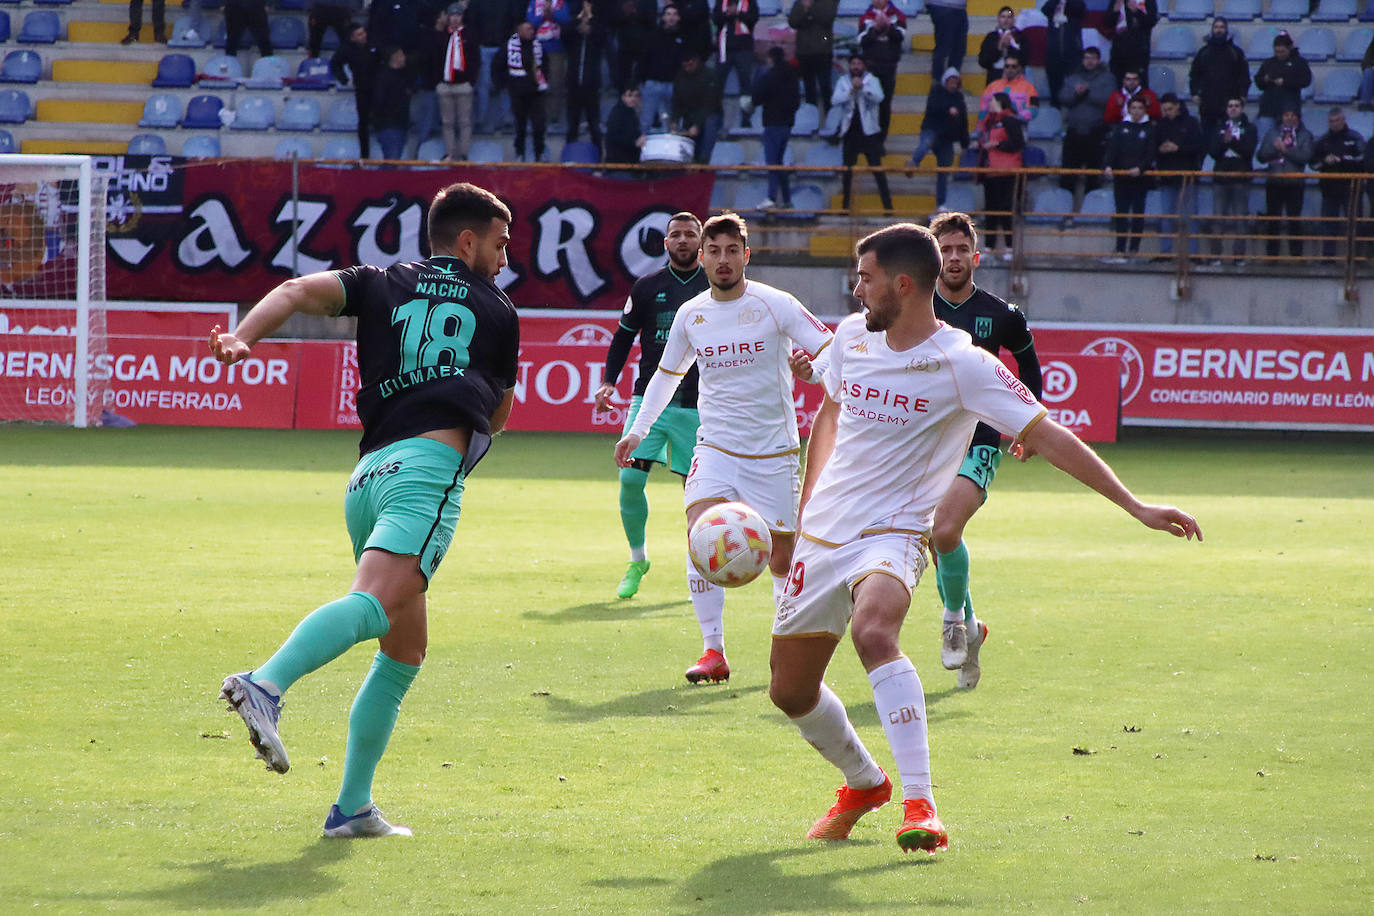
[996,363,1037,405]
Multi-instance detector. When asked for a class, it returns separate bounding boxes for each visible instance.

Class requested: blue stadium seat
[244,55,289,89]
[128,133,168,155]
[822,103,843,137]
[708,181,734,209]
[268,16,306,50]
[138,92,181,127]
[788,184,826,216]
[1217,0,1261,19]
[211,18,228,49]
[1027,106,1063,139]
[749,144,794,171]
[0,87,29,121]
[278,96,320,131]
[415,136,444,162]
[1315,68,1361,103]
[151,52,196,88]
[1168,0,1212,20]
[0,49,41,83]
[943,185,979,215]
[1299,28,1337,62]
[1028,187,1074,224]
[16,10,60,43]
[1245,27,1285,61]
[708,140,747,169]
[801,142,843,174]
[1347,109,1374,141]
[1153,25,1195,61]
[0,128,13,152]
[1311,0,1358,20]
[321,136,362,159]
[198,54,243,85]
[1337,28,1372,61]
[1023,144,1049,168]
[1149,64,1178,96]
[232,95,274,129]
[0,11,10,43]
[181,134,221,157]
[756,0,782,14]
[291,56,332,90]
[791,103,820,136]
[321,98,358,132]
[732,179,772,212]
[273,137,313,159]
[837,0,868,15]
[166,14,207,48]
[181,93,224,128]
[1079,188,1115,223]
[1266,0,1307,20]
[466,139,504,162]
[560,139,599,163]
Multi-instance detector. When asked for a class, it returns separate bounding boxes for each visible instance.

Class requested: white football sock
[687,552,725,652]
[942,609,964,624]
[630,546,647,562]
[868,656,935,806]
[791,683,885,789]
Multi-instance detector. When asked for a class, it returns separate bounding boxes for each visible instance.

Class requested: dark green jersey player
[212,183,518,839]
[927,211,1043,690]
[593,212,709,600]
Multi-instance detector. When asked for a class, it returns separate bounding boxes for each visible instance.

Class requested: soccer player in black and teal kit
[211,183,519,838]
[593,213,708,602]
[927,211,1042,690]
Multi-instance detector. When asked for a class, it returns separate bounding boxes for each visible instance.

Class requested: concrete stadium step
[36,98,143,124]
[912,33,982,56]
[22,138,129,154]
[827,193,936,211]
[68,21,158,43]
[897,72,987,96]
[52,59,160,84]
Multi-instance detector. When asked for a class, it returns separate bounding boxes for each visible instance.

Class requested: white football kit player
[774,314,1048,638]
[626,280,833,532]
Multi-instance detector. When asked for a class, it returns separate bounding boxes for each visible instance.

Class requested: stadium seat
[560,139,599,163]
[151,53,196,88]
[0,49,41,83]
[1168,0,1212,21]
[322,98,358,132]
[837,0,868,15]
[0,128,13,152]
[1315,68,1361,103]
[128,133,168,155]
[732,178,772,211]
[415,136,444,162]
[1347,109,1374,142]
[181,93,224,128]
[274,136,313,159]
[278,96,320,131]
[268,16,306,50]
[1028,186,1073,224]
[1078,188,1115,224]
[198,54,243,86]
[801,142,843,174]
[953,146,981,181]
[708,181,734,209]
[1023,144,1049,168]
[244,55,289,89]
[756,0,782,14]
[1027,106,1062,139]
[33,0,73,6]
[166,14,207,48]
[210,18,228,49]
[788,184,826,216]
[1149,65,1178,97]
[231,95,275,129]
[708,139,747,169]
[181,134,220,157]
[1266,0,1307,20]
[1245,27,1285,62]
[822,103,843,137]
[290,57,332,90]
[0,87,29,121]
[1217,0,1261,20]
[1027,66,1051,102]
[320,136,362,159]
[0,11,10,43]
[1153,26,1195,61]
[1299,28,1337,63]
[1311,0,1358,19]
[467,138,504,162]
[943,185,979,215]
[16,10,60,43]
[138,93,182,128]
[750,144,795,171]
[1337,28,1372,62]
[792,103,820,136]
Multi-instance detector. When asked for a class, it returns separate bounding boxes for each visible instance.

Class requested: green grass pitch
[1,426,1370,914]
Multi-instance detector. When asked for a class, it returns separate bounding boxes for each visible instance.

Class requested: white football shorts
[683,445,800,534]
[772,532,928,639]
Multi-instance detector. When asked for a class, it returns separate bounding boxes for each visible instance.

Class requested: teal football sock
[618,466,650,553]
[336,651,420,815]
[934,541,971,623]
[252,592,390,695]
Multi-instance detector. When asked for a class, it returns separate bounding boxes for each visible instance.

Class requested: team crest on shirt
[975,316,993,339]
[655,291,667,302]
[996,363,1037,404]
[693,314,707,325]
[738,306,764,326]
[907,357,940,372]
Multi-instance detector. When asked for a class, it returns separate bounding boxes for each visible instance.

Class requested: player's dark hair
[702,212,748,247]
[428,182,512,250]
[668,211,702,232]
[928,210,980,253]
[855,223,942,290]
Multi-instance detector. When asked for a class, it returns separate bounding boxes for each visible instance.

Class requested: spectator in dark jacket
[1188,17,1249,139]
[1256,106,1313,259]
[611,0,655,90]
[309,0,363,59]
[788,0,838,112]
[468,0,525,131]
[1105,0,1157,89]
[604,83,646,162]
[1311,107,1363,258]
[332,23,378,157]
[638,5,686,132]
[676,0,715,60]
[506,20,550,161]
[1207,96,1257,262]
[368,0,423,54]
[857,0,906,140]
[564,4,607,145]
[712,0,759,130]
[672,54,724,164]
[978,7,1023,84]
[372,47,414,159]
[1058,45,1115,202]
[1253,32,1311,137]
[1103,96,1155,260]
[1041,0,1085,109]
[225,0,274,59]
[753,46,801,208]
[1153,93,1202,255]
[910,67,970,209]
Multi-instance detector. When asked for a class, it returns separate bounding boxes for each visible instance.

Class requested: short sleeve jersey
[802,315,1047,546]
[335,255,520,461]
[620,265,709,406]
[934,285,1037,449]
[629,279,833,457]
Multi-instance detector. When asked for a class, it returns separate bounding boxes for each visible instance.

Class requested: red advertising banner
[1032,323,1374,431]
[100,156,713,311]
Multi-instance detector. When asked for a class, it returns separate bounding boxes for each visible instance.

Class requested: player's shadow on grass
[539,683,767,722]
[526,600,684,623]
[110,842,352,910]
[674,844,951,913]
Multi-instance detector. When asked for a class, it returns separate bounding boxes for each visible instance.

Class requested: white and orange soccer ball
[688,502,772,587]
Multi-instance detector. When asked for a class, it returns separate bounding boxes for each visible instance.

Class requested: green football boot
[617,560,651,598]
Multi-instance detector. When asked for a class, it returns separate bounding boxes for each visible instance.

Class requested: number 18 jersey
[335,255,520,462]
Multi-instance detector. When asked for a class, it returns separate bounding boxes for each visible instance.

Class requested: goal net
[0,154,107,427]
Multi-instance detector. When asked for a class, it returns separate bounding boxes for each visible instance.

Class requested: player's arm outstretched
[1021,417,1203,540]
[209,272,346,365]
[613,308,694,467]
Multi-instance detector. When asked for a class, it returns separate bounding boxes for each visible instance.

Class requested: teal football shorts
[956,443,1003,495]
[624,395,700,476]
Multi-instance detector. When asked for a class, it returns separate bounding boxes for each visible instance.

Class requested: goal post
[0,154,107,427]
